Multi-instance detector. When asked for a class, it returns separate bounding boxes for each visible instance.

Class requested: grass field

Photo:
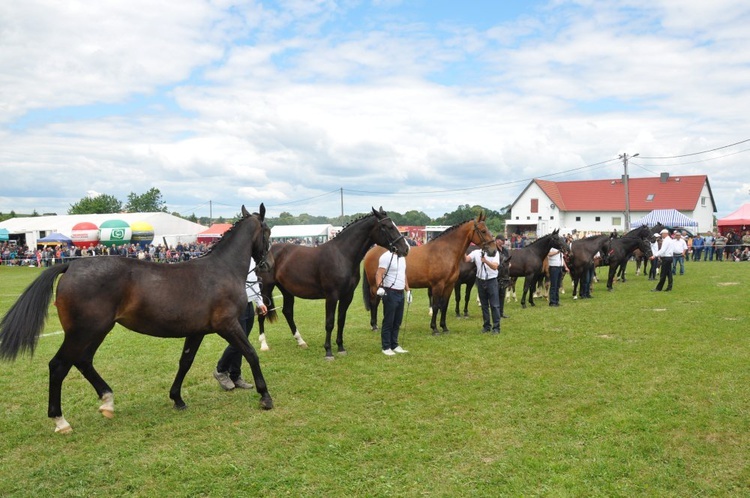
[1,260,749,497]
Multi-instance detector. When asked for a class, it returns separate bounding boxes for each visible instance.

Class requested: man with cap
[650,229,677,291]
[671,231,688,275]
[494,234,511,319]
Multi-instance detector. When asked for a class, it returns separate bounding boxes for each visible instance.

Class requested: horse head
[550,229,569,255]
[470,212,496,256]
[638,236,653,259]
[372,206,410,257]
[244,203,273,272]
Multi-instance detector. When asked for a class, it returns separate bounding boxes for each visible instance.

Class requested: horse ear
[258,203,266,221]
[242,205,250,218]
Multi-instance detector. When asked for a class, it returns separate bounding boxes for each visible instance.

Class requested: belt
[385,287,404,292]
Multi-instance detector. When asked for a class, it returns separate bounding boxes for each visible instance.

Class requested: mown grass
[0,260,748,497]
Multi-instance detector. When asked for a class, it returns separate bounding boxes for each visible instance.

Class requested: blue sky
[2,0,750,220]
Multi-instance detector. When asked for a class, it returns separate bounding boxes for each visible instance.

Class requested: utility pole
[340,188,344,225]
[209,200,212,226]
[619,152,638,231]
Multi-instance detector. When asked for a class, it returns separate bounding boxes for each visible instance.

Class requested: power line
[638,138,750,159]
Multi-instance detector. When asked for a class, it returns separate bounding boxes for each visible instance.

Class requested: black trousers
[216,303,255,381]
[655,257,673,291]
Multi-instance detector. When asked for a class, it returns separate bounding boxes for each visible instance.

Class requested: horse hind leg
[169,335,205,410]
[281,293,307,349]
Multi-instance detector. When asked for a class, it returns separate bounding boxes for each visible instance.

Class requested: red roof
[197,223,232,238]
[534,175,711,212]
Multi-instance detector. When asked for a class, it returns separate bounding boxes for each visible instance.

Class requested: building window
[550,216,555,220]
[575,216,581,222]
[612,216,621,226]
[530,198,539,213]
[526,216,530,220]
[515,216,519,220]
[538,216,542,220]
[701,196,706,206]
[595,216,601,222]
[646,194,654,201]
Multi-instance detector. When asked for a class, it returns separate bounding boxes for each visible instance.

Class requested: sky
[2,0,750,221]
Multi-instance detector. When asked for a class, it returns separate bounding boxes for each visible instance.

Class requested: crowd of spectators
[1,241,214,267]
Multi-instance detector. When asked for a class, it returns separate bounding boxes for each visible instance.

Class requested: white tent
[270,224,334,241]
[0,212,206,247]
[631,209,698,228]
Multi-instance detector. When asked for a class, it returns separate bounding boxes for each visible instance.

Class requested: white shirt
[246,259,264,306]
[548,248,563,267]
[673,237,688,256]
[467,249,499,280]
[378,252,407,290]
[654,236,678,258]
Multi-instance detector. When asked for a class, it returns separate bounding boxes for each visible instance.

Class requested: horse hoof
[98,408,115,419]
[431,330,441,336]
[298,342,308,349]
[55,424,73,434]
[371,326,378,332]
[174,403,188,411]
[260,344,270,352]
[325,355,335,361]
[442,329,450,334]
[337,350,347,356]
[260,396,274,410]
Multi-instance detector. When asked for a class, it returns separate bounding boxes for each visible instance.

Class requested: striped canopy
[631,209,698,228]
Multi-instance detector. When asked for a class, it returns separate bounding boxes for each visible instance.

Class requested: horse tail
[0,263,70,361]
[265,294,278,323]
[362,275,372,312]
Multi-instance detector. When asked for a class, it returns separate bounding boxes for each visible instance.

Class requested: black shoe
[665,288,672,292]
[651,289,661,292]
[481,329,490,334]
[501,314,510,319]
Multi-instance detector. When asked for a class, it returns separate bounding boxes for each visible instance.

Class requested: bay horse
[506,230,567,308]
[567,234,611,299]
[256,207,409,360]
[362,213,495,335]
[0,205,273,434]
[605,225,653,290]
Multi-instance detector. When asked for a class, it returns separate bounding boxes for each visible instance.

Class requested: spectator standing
[651,229,677,292]
[703,232,714,261]
[672,231,688,275]
[547,246,567,307]
[691,234,704,261]
[714,233,727,261]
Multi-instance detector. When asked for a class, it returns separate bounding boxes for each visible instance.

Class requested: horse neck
[441,221,477,257]
[206,218,258,275]
[328,216,379,263]
[531,235,555,257]
[617,237,642,253]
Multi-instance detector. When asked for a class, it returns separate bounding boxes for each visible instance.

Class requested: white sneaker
[393,346,409,354]
[382,349,396,356]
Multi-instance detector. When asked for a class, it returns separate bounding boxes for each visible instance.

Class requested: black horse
[605,225,653,290]
[256,207,409,360]
[507,230,567,308]
[567,234,611,299]
[451,245,479,317]
[0,205,272,434]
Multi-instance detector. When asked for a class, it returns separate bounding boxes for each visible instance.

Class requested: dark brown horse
[0,205,272,434]
[362,213,495,335]
[567,234,611,299]
[256,207,409,360]
[605,225,653,290]
[507,230,567,308]
[452,245,479,317]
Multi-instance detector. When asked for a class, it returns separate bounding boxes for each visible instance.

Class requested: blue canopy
[631,209,698,228]
[38,232,73,244]
[0,228,8,241]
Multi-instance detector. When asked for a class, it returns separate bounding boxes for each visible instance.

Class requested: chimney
[660,172,669,183]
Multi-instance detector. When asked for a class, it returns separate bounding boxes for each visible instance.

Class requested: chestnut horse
[256,207,410,360]
[362,213,495,335]
[0,205,272,434]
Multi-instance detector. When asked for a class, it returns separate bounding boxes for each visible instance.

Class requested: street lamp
[619,152,639,231]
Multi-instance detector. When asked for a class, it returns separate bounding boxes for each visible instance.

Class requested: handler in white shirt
[650,229,677,292]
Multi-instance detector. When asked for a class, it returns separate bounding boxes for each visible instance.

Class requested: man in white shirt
[671,231,688,275]
[465,245,501,333]
[375,252,411,356]
[650,229,676,292]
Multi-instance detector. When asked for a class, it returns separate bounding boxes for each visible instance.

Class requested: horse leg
[369,295,381,331]
[429,294,441,335]
[280,292,307,349]
[322,298,338,360]
[454,284,462,317]
[335,293,355,355]
[257,313,270,352]
[169,334,205,410]
[464,282,474,317]
[607,266,616,291]
[217,324,273,410]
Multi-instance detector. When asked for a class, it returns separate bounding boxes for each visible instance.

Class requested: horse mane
[338,212,376,235]
[429,220,472,242]
[197,215,248,258]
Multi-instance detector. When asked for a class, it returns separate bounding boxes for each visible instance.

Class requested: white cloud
[2,0,750,220]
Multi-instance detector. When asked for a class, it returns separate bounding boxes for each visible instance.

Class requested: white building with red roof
[507,172,715,236]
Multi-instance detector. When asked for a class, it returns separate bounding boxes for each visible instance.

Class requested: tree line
[1,189,511,234]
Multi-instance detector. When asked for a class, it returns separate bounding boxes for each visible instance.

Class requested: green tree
[125,188,167,213]
[68,194,123,214]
